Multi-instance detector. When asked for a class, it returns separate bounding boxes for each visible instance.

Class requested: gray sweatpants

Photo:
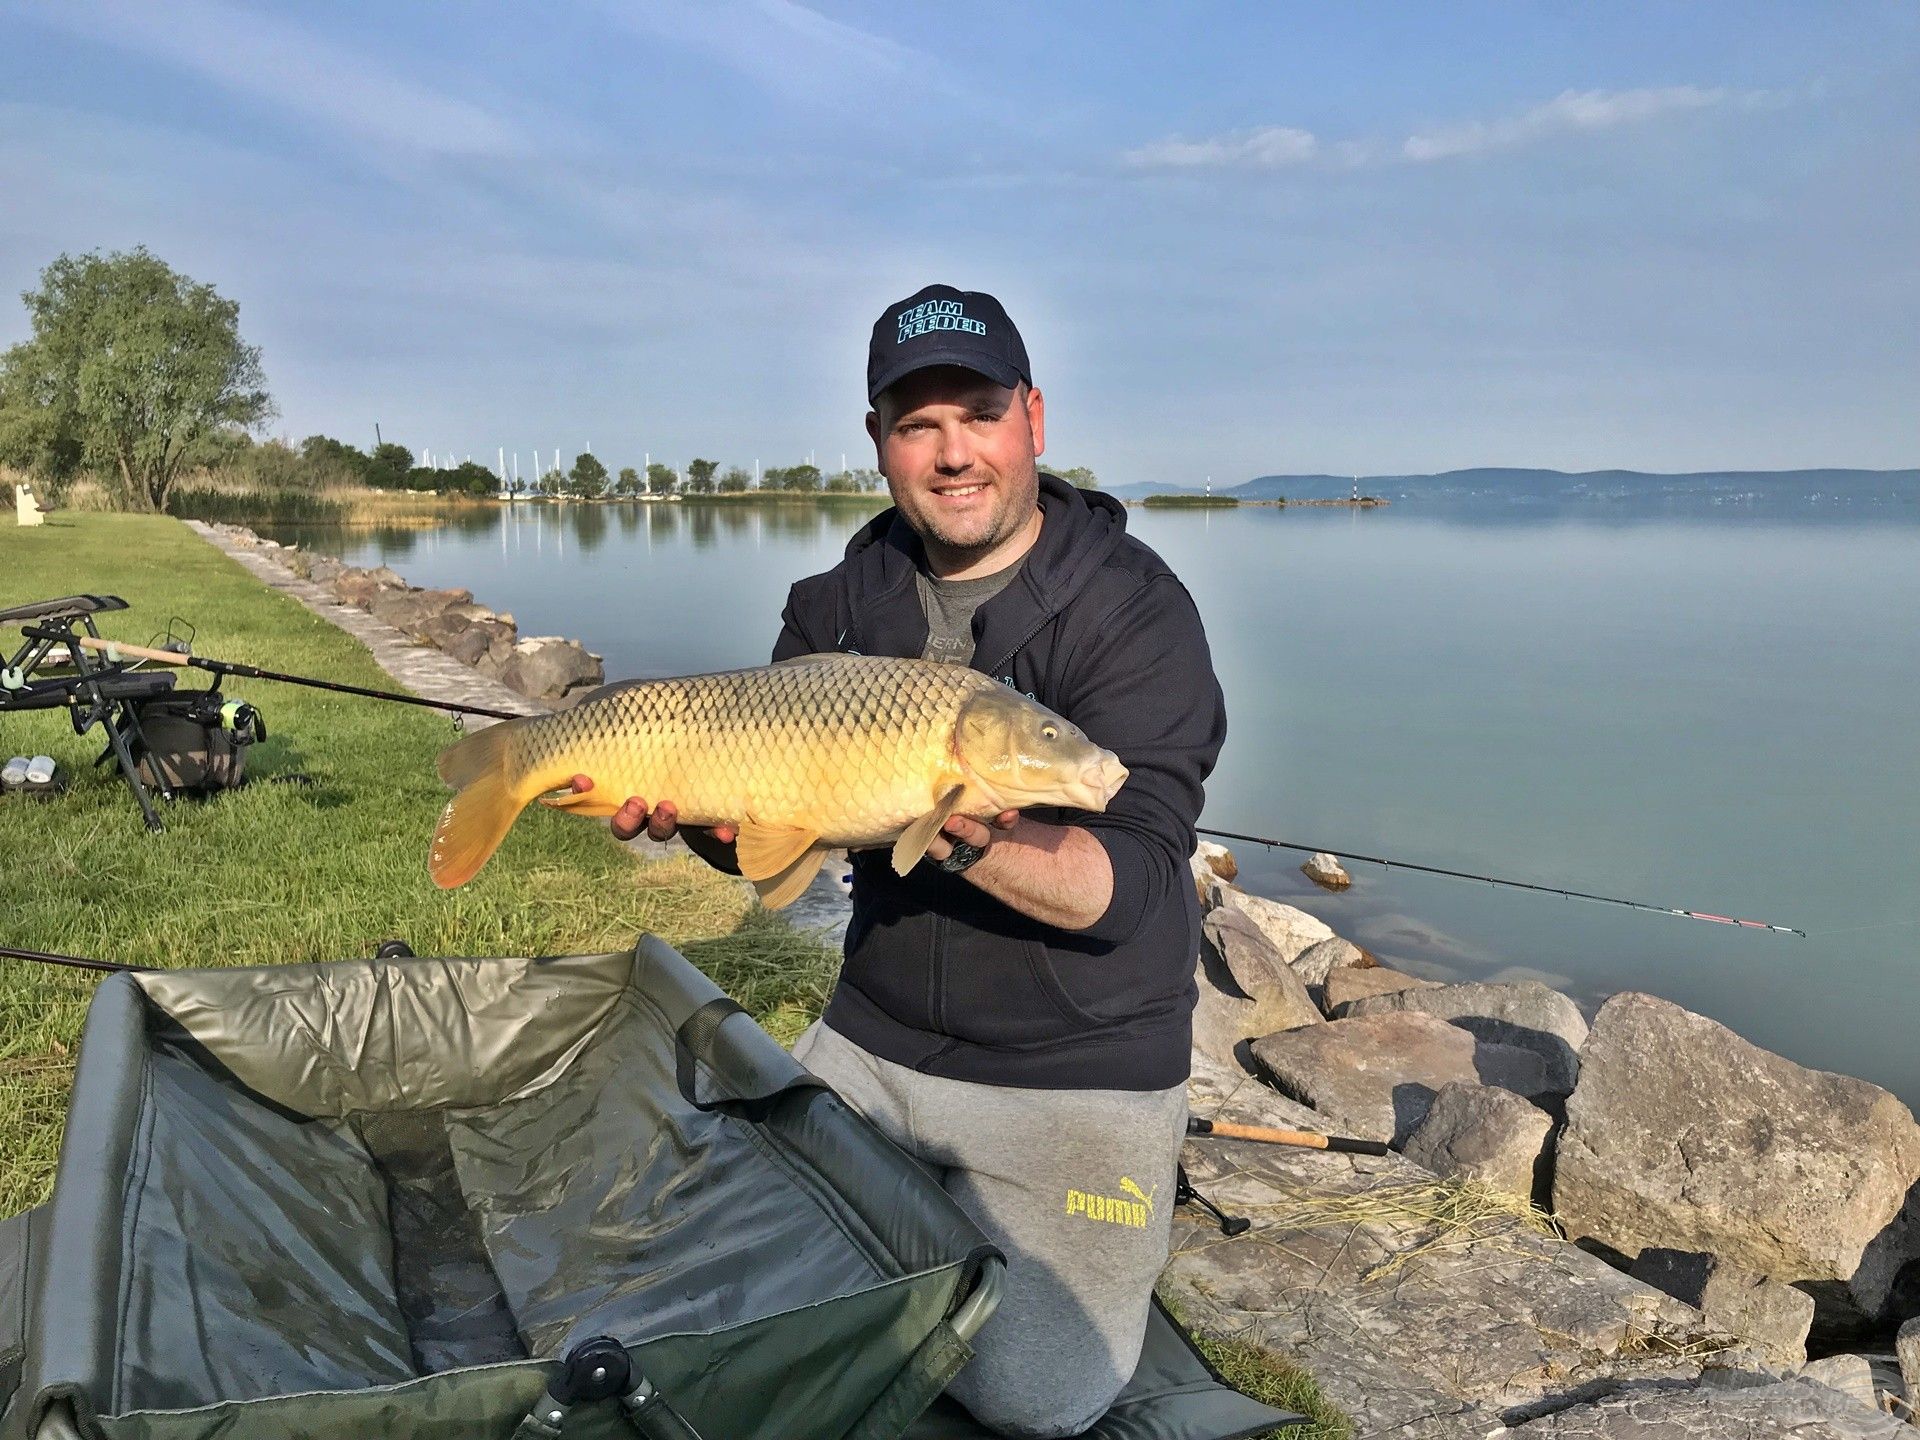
[792,1021,1186,1439]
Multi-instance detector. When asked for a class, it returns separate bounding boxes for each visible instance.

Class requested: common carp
[429,652,1128,906]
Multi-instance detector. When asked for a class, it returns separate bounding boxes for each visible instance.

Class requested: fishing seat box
[0,939,1294,1440]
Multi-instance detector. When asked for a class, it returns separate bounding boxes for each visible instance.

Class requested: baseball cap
[866,284,1032,403]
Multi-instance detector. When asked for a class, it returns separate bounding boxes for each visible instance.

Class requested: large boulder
[499,637,604,704]
[1192,910,1321,1069]
[1290,935,1369,988]
[1348,981,1588,1097]
[1553,993,1920,1307]
[1202,880,1335,965]
[1249,1011,1556,1145]
[332,565,406,607]
[1402,1081,1554,1202]
[368,586,476,640]
[1501,1376,1911,1437]
[1190,840,1238,885]
[1628,1249,1814,1366]
[1301,851,1352,889]
[1324,965,1438,1016]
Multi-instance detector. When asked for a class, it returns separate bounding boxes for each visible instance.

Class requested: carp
[429,652,1128,907]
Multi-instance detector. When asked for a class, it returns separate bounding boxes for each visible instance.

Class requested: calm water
[265,501,1920,1103]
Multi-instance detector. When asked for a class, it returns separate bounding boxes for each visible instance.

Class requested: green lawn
[0,513,834,1212]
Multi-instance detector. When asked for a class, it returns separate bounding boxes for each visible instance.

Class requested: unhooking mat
[0,938,1296,1440]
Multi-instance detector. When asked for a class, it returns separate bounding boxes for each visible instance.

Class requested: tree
[0,248,273,511]
[718,465,751,493]
[568,451,609,499]
[298,434,371,486]
[848,467,885,493]
[366,441,413,490]
[537,467,566,498]
[646,461,679,496]
[764,463,822,493]
[445,460,500,496]
[685,457,718,494]
[1055,466,1098,489]
[614,465,643,498]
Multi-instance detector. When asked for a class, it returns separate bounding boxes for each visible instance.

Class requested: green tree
[848,467,885,493]
[568,451,610,499]
[614,465,643,497]
[0,247,273,511]
[718,465,751,493]
[298,434,371,487]
[764,463,822,493]
[446,460,500,496]
[537,467,566,498]
[646,461,679,495]
[1056,466,1098,489]
[685,457,718,494]
[366,441,413,490]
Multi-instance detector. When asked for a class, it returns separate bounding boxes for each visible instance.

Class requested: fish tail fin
[430,720,534,888]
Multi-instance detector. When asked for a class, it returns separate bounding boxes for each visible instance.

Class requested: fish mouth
[1067,752,1127,810]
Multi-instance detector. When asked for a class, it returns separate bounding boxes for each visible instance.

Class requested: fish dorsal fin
[537,787,622,818]
[771,652,841,667]
[892,785,966,877]
[736,820,822,882]
[753,847,828,910]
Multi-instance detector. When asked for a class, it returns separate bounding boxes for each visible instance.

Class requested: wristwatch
[936,839,987,874]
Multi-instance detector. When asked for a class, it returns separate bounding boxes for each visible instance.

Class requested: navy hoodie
[772,474,1227,1090]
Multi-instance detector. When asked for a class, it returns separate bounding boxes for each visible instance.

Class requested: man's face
[867,366,1046,568]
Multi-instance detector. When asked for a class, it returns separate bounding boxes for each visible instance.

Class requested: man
[579,285,1225,1436]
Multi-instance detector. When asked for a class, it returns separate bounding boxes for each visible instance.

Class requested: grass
[0,512,837,1213]
[169,485,347,524]
[1158,1292,1351,1439]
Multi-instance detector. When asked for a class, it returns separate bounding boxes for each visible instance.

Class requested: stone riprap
[1347,979,1589,1098]
[1554,993,1920,1303]
[1191,908,1321,1069]
[1495,1377,1910,1438]
[1323,964,1438,1015]
[1629,1250,1815,1366]
[1300,850,1352,889]
[1402,1080,1555,1201]
[1200,879,1335,965]
[1288,934,1369,988]
[1249,1010,1557,1144]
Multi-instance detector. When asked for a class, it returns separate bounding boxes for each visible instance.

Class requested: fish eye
[1041,723,1058,741]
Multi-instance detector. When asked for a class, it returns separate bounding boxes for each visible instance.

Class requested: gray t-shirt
[916,558,1024,667]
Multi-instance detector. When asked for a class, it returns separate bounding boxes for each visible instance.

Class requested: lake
[264,499,1920,1104]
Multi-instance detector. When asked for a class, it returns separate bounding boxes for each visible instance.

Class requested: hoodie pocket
[936,933,1104,1048]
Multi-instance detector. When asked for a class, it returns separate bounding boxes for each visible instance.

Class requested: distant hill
[1107,468,1920,512]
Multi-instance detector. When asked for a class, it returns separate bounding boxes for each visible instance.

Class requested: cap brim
[868,348,1025,403]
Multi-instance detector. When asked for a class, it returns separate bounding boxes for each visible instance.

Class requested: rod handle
[74,636,191,666]
[1188,1116,1390,1156]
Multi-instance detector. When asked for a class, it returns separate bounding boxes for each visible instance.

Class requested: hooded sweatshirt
[773,475,1227,1090]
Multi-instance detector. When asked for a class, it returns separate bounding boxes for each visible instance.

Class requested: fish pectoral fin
[892,785,966,876]
[537,789,623,817]
[753,847,828,910]
[735,820,823,882]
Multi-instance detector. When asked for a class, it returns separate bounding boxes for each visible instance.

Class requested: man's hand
[924,810,1019,864]
[567,774,737,845]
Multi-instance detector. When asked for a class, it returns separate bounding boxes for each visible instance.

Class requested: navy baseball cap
[866,284,1032,403]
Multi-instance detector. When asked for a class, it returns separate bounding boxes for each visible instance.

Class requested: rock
[441,625,493,667]
[1191,840,1238,884]
[1499,1376,1911,1436]
[1249,1011,1556,1145]
[1170,1082,1717,1436]
[1290,934,1369,987]
[1801,1354,1880,1413]
[499,637,604,704]
[332,566,407,607]
[418,609,475,651]
[368,586,477,640]
[1348,981,1589,1097]
[1628,1250,1814,1365]
[1202,880,1334,964]
[1553,994,1920,1310]
[1192,910,1322,1069]
[1301,851,1351,889]
[1402,1082,1554,1201]
[1896,1317,1920,1408]
[1324,965,1439,1017]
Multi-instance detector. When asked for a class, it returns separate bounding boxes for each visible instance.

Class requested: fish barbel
[429,652,1128,906]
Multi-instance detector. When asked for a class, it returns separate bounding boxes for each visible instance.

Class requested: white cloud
[19,0,527,161]
[1402,86,1732,162]
[1123,125,1319,170]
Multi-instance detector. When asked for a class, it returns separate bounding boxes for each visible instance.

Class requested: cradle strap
[673,997,829,1122]
[838,1320,974,1440]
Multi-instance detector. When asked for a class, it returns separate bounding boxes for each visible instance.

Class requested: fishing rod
[69,636,525,722]
[1186,1115,1387,1156]
[0,944,146,975]
[1197,825,1806,937]
[61,636,1807,937]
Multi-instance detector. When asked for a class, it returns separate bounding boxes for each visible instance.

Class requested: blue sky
[2,2,1915,485]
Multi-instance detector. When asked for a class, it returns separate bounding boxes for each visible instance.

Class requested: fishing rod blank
[0,944,147,975]
[1186,1115,1389,1155]
[1196,825,1805,937]
[72,636,525,722]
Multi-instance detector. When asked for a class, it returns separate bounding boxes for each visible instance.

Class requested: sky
[1,2,1915,487]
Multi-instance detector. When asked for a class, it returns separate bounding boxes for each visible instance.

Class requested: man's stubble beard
[902,460,1041,564]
